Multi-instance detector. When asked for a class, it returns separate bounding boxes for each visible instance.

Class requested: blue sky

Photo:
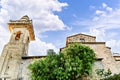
[0,0,120,55]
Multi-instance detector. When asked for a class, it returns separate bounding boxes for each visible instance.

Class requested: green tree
[28,43,96,80]
[47,49,56,55]
[96,69,112,79]
[62,43,96,79]
[102,73,120,80]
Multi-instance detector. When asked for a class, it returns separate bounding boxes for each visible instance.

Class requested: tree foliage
[28,43,96,80]
[96,69,112,79]
[101,73,120,80]
[47,49,56,55]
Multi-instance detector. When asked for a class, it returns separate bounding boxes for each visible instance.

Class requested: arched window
[80,38,85,42]
[15,31,22,40]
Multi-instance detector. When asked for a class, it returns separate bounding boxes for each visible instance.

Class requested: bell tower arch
[0,15,35,80]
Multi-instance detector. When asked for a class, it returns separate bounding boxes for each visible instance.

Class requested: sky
[0,0,120,55]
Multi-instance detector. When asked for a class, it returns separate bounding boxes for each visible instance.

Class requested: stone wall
[18,59,32,80]
[0,43,25,80]
[65,33,120,75]
[82,43,119,74]
[67,34,96,43]
[18,57,44,80]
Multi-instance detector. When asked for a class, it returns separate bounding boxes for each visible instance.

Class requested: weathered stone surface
[0,16,120,80]
[18,58,41,80]
[66,33,96,44]
[0,15,35,80]
[62,33,120,79]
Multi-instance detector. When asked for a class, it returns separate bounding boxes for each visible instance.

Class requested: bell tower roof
[20,15,30,21]
[8,15,35,41]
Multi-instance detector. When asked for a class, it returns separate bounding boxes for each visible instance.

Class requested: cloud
[102,3,107,8]
[90,28,105,42]
[0,25,9,53]
[0,0,68,55]
[90,3,120,53]
[0,0,68,32]
[72,3,120,53]
[106,40,120,53]
[102,3,112,11]
[29,38,58,56]
[96,10,105,15]
[91,4,120,30]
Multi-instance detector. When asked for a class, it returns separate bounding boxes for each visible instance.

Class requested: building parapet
[22,56,46,59]
[113,55,120,61]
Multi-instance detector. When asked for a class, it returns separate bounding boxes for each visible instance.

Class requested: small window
[80,38,85,42]
[27,37,30,42]
[19,77,23,80]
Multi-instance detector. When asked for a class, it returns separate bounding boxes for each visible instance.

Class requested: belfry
[0,15,35,80]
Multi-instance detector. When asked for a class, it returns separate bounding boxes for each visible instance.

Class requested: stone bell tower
[0,15,35,80]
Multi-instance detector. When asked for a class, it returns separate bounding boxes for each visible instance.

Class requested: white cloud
[92,7,120,30]
[90,28,105,42]
[89,3,120,53]
[0,25,9,53]
[93,17,99,21]
[102,3,113,12]
[102,3,107,8]
[106,7,112,12]
[29,38,58,56]
[106,40,120,53]
[0,0,68,32]
[95,3,113,17]
[73,3,120,53]
[0,0,68,55]
[95,10,105,15]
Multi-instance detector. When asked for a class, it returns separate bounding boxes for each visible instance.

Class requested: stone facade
[0,16,120,80]
[61,33,120,77]
[18,56,46,80]
[66,33,96,43]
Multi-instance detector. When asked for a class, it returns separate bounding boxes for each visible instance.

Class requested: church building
[60,33,120,77]
[0,16,120,80]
